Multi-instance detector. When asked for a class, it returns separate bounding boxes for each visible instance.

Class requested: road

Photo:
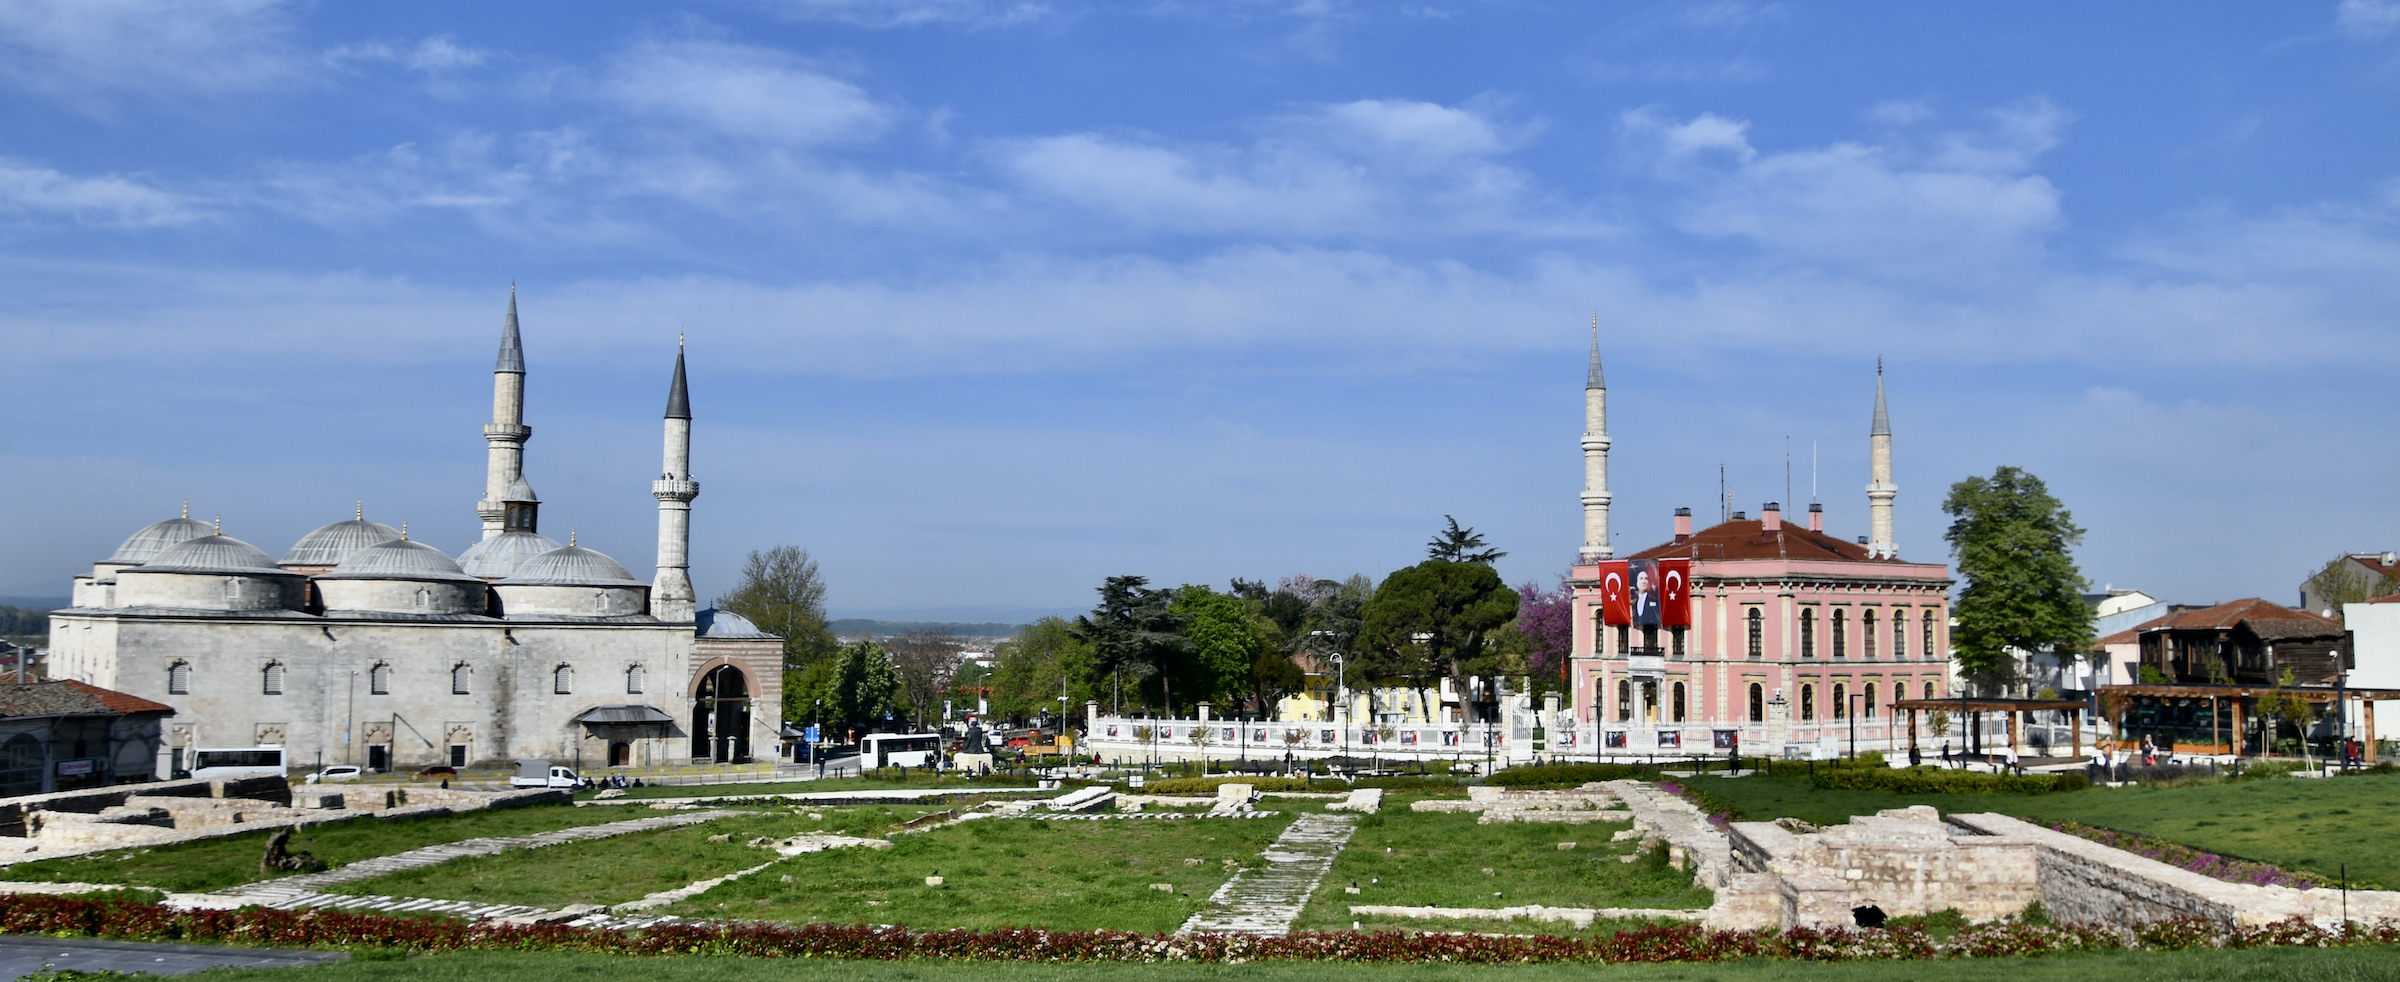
[0,936,347,977]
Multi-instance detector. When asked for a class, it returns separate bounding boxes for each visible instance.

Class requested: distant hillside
[0,605,49,638]
[829,619,1027,640]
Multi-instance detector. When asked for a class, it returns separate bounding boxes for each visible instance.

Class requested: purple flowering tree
[1517,577,1574,685]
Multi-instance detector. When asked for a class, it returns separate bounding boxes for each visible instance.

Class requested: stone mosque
[45,292,785,777]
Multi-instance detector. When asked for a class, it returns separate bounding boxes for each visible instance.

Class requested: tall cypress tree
[1942,466,2093,693]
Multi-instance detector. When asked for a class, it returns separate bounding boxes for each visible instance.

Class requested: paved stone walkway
[218,809,739,913]
[1177,813,1356,937]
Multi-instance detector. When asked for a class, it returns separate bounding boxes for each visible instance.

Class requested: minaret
[650,337,699,621]
[1580,314,1613,562]
[1866,359,1897,559]
[477,287,537,540]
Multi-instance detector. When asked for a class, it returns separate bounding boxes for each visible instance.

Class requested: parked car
[415,765,458,779]
[304,765,362,784]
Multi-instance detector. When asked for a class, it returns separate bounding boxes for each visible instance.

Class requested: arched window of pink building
[1893,609,1909,659]
[1746,608,1763,659]
[1863,682,1877,719]
[1617,679,1631,722]
[1800,684,1815,721]
[1832,610,1847,658]
[1671,681,1686,722]
[1863,610,1878,659]
[1748,683,1764,722]
[1923,611,1938,660]
[1800,609,1816,658]
[1832,682,1847,719]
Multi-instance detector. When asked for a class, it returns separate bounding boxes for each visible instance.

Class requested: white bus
[860,733,942,768]
[189,746,287,781]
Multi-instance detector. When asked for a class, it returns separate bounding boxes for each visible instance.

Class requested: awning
[573,705,677,725]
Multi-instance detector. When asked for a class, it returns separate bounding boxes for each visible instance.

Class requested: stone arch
[691,662,751,763]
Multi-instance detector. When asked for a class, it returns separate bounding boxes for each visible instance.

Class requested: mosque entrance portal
[693,665,751,763]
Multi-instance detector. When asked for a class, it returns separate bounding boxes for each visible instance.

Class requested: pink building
[1562,341,1953,757]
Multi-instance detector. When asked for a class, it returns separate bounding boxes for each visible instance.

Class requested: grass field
[325,807,943,908]
[1684,770,2400,888]
[0,803,643,893]
[665,812,1295,933]
[587,776,1046,800]
[1289,806,1710,934]
[185,945,2400,981]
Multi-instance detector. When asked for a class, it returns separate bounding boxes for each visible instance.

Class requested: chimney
[1762,502,1782,532]
[1673,507,1692,542]
[1807,502,1823,532]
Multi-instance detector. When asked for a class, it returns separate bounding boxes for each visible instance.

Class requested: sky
[0,1,2393,622]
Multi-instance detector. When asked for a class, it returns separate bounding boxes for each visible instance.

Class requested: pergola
[2097,684,2396,763]
[1891,697,2090,759]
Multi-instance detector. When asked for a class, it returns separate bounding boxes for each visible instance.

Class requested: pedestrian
[1908,744,1921,768]
[1940,741,1952,768]
[2004,743,2020,776]
[2141,734,2156,767]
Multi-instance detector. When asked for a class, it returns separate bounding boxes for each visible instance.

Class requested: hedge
[1809,766,2089,794]
[0,895,2391,965]
[1140,776,1318,794]
[1486,763,1650,788]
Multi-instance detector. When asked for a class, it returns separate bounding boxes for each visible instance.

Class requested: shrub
[2337,762,2399,776]
[1142,776,1316,794]
[1486,763,1648,788]
[1349,776,1463,792]
[1809,767,2082,794]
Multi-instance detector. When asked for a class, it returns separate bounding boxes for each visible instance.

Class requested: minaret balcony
[483,423,531,440]
[652,478,700,502]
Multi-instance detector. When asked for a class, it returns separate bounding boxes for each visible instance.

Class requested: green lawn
[1290,807,1712,934]
[667,813,1295,933]
[326,807,944,908]
[0,804,645,894]
[185,945,2400,981]
[586,776,1044,801]
[1684,771,2400,888]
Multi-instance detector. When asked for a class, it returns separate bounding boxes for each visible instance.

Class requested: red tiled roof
[2366,593,2400,605]
[1626,516,1895,564]
[61,679,175,715]
[0,679,174,718]
[2140,598,2346,641]
[2095,613,2172,648]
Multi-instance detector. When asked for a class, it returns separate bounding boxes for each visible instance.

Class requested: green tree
[715,546,841,725]
[1170,585,1263,709]
[1427,515,1507,565]
[1358,559,1519,718]
[1943,467,2093,695]
[789,639,900,735]
[988,617,1096,724]
[2303,553,2400,624]
[1071,576,1188,713]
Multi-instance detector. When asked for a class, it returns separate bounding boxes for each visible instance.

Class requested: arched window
[553,664,573,695]
[451,663,471,695]
[1864,682,1878,719]
[167,661,191,695]
[1800,684,1815,721]
[1671,681,1686,723]
[1746,608,1763,659]
[1616,679,1631,722]
[1863,610,1879,660]
[1800,609,1816,658]
[1832,682,1847,719]
[369,662,391,695]
[1832,610,1847,658]
[262,661,285,696]
[1748,683,1764,722]
[1892,610,1908,659]
[1670,626,1685,659]
[413,587,432,611]
[1923,611,1938,660]
[626,663,645,695]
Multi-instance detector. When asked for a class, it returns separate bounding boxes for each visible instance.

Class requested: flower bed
[2045,820,2336,889]
[7,895,2386,964]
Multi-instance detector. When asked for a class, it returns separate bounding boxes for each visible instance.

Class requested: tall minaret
[1580,314,1613,562]
[650,337,699,621]
[477,287,536,540]
[1866,359,1897,559]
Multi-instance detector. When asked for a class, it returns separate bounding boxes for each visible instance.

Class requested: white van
[189,746,287,781]
[511,759,579,788]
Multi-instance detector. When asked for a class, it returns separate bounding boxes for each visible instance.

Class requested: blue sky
[2,1,2393,621]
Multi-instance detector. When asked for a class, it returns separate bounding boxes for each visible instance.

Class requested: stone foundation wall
[1944,812,2400,928]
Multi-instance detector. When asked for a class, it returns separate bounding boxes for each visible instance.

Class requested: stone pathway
[1177,813,1356,937]
[216,809,739,912]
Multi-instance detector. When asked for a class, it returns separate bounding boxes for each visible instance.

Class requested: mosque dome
[323,538,484,583]
[281,518,402,567]
[141,534,285,575]
[456,531,562,578]
[696,608,776,638]
[104,516,217,565]
[500,545,642,586]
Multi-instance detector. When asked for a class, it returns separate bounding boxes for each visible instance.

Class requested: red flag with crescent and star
[1658,559,1692,626]
[1599,561,1631,625]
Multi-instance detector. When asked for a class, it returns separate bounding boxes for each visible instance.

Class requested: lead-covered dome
[456,531,562,578]
[104,516,217,565]
[142,534,284,574]
[500,545,642,586]
[323,538,484,583]
[281,518,402,567]
[696,608,776,638]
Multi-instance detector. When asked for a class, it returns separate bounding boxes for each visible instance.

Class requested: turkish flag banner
[1658,559,1692,627]
[1599,561,1631,625]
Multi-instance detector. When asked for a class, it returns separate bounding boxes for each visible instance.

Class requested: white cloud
[0,0,301,103]
[608,39,895,147]
[0,158,199,227]
[327,35,491,74]
[2336,0,2400,37]
[735,0,1055,29]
